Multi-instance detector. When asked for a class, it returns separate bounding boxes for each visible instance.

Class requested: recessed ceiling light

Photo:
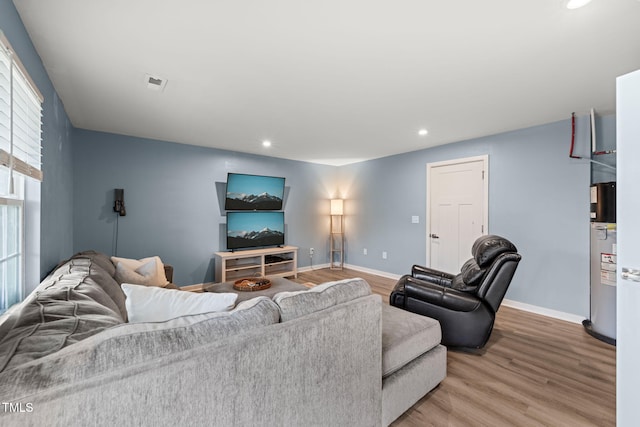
[262,140,272,147]
[566,0,592,9]
[418,129,429,136]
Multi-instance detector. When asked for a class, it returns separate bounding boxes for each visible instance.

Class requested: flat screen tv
[227,211,285,250]
[225,173,285,210]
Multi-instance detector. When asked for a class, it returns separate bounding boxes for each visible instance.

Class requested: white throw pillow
[112,255,169,287]
[122,283,238,323]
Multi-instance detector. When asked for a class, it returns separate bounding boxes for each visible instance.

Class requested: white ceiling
[13,0,640,166]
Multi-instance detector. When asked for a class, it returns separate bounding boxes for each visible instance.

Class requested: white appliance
[584,222,617,344]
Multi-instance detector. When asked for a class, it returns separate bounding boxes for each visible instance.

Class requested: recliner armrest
[411,265,455,287]
[404,277,481,312]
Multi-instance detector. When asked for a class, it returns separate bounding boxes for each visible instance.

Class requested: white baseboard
[502,299,585,325]
[299,263,402,280]
[298,263,330,273]
[343,264,402,281]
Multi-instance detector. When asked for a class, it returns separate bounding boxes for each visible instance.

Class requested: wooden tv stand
[214,246,298,283]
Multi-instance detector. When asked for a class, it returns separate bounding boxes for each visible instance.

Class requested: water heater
[584,181,616,345]
[590,182,616,223]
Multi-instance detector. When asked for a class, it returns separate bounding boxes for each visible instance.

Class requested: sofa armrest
[404,277,481,312]
[411,265,454,287]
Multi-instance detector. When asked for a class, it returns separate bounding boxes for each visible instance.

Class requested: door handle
[430,234,439,239]
[622,267,640,282]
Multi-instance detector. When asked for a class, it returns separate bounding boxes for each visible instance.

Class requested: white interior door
[427,155,488,273]
[616,69,640,426]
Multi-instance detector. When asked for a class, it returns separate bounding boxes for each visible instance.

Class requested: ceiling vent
[144,73,167,91]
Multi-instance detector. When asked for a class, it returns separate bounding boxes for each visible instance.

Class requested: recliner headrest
[472,235,518,268]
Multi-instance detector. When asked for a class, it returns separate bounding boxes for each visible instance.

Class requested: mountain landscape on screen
[225,192,283,210]
[227,227,284,248]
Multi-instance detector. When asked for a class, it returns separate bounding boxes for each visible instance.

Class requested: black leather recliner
[390,235,521,349]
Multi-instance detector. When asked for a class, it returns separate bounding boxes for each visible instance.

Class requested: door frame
[425,154,489,268]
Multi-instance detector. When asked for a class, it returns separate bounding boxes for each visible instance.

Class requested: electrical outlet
[363,248,368,255]
[382,251,387,259]
[309,247,314,257]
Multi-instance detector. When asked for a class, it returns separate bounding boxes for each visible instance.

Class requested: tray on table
[233,277,272,292]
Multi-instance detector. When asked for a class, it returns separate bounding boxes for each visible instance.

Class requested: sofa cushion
[122,283,237,322]
[0,297,280,394]
[273,278,371,322]
[112,255,169,287]
[381,303,442,378]
[0,258,126,373]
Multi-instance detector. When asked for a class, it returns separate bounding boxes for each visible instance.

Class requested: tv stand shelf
[214,246,298,282]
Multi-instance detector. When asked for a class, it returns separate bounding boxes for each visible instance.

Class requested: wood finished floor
[293,268,616,427]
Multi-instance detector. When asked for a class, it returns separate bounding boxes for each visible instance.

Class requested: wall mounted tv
[225,173,285,210]
[227,211,285,251]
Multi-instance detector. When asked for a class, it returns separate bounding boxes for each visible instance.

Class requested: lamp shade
[330,199,344,215]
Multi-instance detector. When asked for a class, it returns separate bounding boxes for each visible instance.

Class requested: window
[0,170,23,313]
[0,30,42,313]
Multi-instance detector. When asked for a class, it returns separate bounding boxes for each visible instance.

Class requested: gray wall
[72,115,604,317]
[340,117,597,317]
[73,130,337,286]
[1,0,75,289]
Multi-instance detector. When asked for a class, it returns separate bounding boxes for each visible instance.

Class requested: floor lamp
[330,199,344,270]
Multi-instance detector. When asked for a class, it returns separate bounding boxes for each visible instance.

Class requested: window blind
[0,30,43,182]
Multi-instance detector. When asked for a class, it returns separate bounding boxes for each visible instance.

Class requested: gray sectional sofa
[0,251,446,426]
